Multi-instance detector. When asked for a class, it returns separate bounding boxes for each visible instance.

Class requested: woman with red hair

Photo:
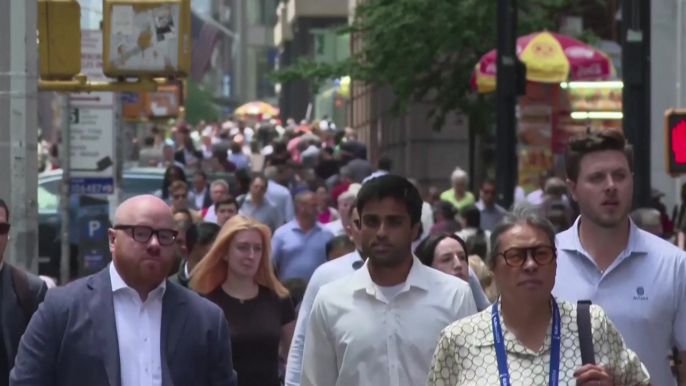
[190,215,295,386]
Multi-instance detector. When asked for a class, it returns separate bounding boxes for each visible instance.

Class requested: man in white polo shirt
[553,129,686,386]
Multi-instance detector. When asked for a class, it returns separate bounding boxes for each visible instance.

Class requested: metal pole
[495,0,518,209]
[60,94,71,285]
[0,0,39,271]
[622,0,651,208]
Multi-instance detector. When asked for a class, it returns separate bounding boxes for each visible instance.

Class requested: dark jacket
[10,268,238,386]
[1,264,47,381]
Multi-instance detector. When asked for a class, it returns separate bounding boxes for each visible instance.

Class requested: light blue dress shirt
[553,217,686,386]
[271,220,334,281]
[266,180,295,223]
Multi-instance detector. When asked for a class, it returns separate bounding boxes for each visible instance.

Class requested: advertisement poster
[518,84,553,193]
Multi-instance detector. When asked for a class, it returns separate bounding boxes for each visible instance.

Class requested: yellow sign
[38,0,81,81]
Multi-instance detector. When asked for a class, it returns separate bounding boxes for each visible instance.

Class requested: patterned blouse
[427,299,650,386]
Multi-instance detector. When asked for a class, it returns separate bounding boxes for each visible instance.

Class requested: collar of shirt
[109,262,166,298]
[557,216,649,257]
[556,217,650,275]
[466,297,557,357]
[289,219,324,234]
[348,256,430,299]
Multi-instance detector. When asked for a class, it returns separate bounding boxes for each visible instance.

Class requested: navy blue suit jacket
[10,268,238,386]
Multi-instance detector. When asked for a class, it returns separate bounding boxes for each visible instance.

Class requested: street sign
[69,107,116,194]
[71,30,114,108]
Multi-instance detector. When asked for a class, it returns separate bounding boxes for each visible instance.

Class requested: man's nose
[522,253,538,272]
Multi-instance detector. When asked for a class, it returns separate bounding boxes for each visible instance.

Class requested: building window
[247,0,278,26]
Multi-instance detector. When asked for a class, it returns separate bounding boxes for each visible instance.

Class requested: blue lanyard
[491,296,561,386]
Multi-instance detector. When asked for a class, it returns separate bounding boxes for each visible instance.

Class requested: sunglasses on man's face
[0,223,10,235]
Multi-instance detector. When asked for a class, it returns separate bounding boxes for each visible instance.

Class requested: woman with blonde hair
[190,215,296,386]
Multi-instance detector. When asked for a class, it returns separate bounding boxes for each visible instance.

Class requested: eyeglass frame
[496,245,557,267]
[112,225,179,246]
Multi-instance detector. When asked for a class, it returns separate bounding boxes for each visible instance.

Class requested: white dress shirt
[301,256,477,386]
[323,219,345,236]
[285,251,363,386]
[109,263,166,386]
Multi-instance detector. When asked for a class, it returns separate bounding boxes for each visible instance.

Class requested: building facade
[274,0,348,121]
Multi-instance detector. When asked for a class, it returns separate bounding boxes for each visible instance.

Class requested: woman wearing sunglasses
[427,208,651,386]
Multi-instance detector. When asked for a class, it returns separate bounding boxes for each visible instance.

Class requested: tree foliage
[271,0,604,130]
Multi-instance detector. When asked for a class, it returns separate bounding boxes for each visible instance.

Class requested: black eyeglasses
[113,225,178,246]
[172,194,187,200]
[498,246,556,267]
[0,223,10,235]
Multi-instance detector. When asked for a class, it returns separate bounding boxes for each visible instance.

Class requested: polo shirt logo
[633,286,649,300]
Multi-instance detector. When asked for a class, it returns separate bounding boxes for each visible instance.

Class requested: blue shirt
[271,220,334,281]
[553,217,686,386]
[266,181,295,223]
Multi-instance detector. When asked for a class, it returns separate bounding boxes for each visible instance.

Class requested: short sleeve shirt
[427,299,650,385]
[553,218,686,386]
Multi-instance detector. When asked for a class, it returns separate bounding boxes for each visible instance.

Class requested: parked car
[37,167,236,277]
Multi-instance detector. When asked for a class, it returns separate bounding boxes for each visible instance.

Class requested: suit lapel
[1,266,23,367]
[161,282,187,378]
[89,268,121,386]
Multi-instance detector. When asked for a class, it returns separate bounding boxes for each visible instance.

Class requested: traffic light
[664,108,686,175]
[102,0,191,79]
[37,0,81,81]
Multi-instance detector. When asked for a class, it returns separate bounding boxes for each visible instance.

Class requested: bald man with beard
[11,195,238,386]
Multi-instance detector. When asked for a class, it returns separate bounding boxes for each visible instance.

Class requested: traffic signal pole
[60,94,71,285]
[495,0,518,209]
[0,0,39,272]
[622,0,651,208]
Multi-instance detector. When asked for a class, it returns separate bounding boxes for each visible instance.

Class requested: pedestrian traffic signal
[38,0,81,81]
[102,0,191,79]
[664,108,686,175]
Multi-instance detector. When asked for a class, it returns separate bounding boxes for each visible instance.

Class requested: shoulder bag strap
[577,300,596,365]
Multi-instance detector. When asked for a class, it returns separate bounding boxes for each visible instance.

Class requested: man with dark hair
[170,222,221,288]
[301,175,476,386]
[0,198,48,384]
[215,197,239,227]
[189,170,212,210]
[554,129,686,386]
[325,236,355,261]
[475,178,507,231]
[362,156,393,183]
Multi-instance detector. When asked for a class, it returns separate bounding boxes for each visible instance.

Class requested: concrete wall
[651,0,686,208]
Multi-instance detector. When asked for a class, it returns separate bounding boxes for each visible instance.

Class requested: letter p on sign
[89,221,102,238]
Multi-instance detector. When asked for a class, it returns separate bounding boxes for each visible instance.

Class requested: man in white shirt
[11,195,238,385]
[552,129,686,386]
[301,175,476,386]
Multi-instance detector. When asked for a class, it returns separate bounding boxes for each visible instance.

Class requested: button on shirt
[553,218,686,386]
[109,263,165,386]
[271,220,334,281]
[301,257,477,386]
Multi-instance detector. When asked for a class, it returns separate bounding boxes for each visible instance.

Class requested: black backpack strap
[10,265,35,328]
[577,300,596,365]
